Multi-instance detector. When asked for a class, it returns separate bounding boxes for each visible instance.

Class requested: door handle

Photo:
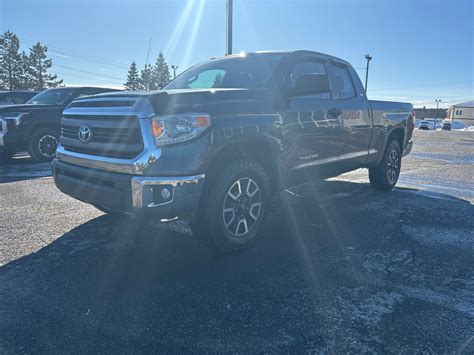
[328,107,342,117]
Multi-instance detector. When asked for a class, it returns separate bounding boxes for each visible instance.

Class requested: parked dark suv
[0,86,120,162]
[442,121,452,131]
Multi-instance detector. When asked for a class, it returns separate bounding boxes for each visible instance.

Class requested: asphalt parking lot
[0,130,473,353]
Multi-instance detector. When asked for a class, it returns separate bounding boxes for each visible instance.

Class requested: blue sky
[0,0,472,107]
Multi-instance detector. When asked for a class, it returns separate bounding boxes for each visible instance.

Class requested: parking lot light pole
[364,54,372,94]
[226,0,233,55]
[171,65,178,79]
[435,99,442,129]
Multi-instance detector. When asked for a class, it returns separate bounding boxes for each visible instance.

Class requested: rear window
[287,60,331,99]
[332,65,356,99]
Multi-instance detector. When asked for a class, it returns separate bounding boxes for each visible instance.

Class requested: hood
[69,88,271,117]
[149,88,268,115]
[0,103,64,115]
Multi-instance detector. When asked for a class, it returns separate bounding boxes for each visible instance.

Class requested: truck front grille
[60,114,143,159]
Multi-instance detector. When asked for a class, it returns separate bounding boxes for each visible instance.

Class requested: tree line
[0,29,174,92]
[124,52,172,91]
[0,30,63,91]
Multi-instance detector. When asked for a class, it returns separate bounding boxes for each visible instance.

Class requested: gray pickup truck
[53,50,414,252]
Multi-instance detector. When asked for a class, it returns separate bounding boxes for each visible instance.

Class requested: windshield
[164,53,286,90]
[26,88,76,105]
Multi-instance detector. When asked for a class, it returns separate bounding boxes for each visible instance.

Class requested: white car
[418,120,435,130]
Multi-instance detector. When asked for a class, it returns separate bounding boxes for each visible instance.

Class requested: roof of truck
[211,50,350,65]
[78,50,352,100]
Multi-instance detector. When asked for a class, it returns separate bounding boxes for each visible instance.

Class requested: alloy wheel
[222,177,262,237]
[38,135,58,158]
[386,148,400,184]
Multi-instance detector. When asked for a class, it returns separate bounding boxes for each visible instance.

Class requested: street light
[226,0,233,55]
[435,99,442,129]
[171,65,179,79]
[364,54,372,94]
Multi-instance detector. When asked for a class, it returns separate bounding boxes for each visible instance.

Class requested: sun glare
[164,0,195,57]
[181,0,206,70]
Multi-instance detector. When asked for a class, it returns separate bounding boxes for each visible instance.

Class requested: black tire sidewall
[28,128,59,162]
[202,159,271,251]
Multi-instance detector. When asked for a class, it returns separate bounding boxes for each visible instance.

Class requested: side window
[11,94,25,104]
[287,60,331,99]
[3,95,15,104]
[332,65,356,99]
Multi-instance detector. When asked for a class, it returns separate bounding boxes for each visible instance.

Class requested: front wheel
[369,139,402,191]
[191,159,271,253]
[28,128,59,162]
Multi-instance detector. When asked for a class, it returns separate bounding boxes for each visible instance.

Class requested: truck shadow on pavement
[1,180,473,353]
[0,154,52,183]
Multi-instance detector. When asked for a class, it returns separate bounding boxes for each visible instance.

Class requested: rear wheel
[191,158,271,253]
[28,128,59,162]
[369,139,402,191]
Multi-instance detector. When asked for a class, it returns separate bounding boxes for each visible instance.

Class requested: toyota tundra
[53,51,414,252]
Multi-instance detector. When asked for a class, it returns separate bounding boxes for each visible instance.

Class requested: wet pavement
[0,130,473,353]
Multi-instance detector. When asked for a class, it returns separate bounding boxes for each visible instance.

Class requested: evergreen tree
[124,61,141,90]
[17,51,33,89]
[0,30,23,90]
[152,52,171,89]
[212,72,224,88]
[140,63,154,91]
[28,42,63,90]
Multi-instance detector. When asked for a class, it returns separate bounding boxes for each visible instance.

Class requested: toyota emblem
[78,125,92,143]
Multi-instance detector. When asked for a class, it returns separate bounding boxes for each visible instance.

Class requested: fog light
[151,185,174,205]
[161,187,171,200]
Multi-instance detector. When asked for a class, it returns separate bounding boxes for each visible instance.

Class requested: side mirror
[288,74,330,97]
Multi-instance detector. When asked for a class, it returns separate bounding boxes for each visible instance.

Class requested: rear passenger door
[330,62,372,165]
[280,56,343,180]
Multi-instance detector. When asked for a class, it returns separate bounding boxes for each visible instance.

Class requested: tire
[28,128,59,162]
[191,158,272,253]
[369,139,402,191]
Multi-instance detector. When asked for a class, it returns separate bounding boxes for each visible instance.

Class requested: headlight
[150,113,211,146]
[3,112,25,125]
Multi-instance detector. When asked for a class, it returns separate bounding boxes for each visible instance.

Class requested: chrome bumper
[53,159,205,217]
[131,174,205,209]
